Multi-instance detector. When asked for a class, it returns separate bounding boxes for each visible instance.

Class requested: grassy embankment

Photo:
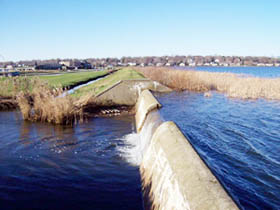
[1,69,144,124]
[72,68,145,98]
[39,71,109,88]
[0,71,109,124]
[135,67,280,100]
[0,71,108,98]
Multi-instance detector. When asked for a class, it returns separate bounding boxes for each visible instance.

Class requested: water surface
[155,91,280,209]
[0,111,143,210]
[178,66,280,78]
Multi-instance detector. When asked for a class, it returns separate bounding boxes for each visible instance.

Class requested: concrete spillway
[95,79,171,106]
[95,78,239,209]
[135,90,239,210]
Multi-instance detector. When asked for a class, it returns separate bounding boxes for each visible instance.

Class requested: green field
[0,70,108,98]
[39,71,108,88]
[72,68,145,97]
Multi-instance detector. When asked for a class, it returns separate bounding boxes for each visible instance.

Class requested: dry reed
[16,80,95,125]
[135,67,280,100]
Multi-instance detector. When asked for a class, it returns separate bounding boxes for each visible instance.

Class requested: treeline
[1,55,280,68]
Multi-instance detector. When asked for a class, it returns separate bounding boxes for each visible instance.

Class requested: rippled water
[178,66,280,78]
[0,111,143,210]
[155,91,280,209]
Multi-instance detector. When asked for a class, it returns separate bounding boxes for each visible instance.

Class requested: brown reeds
[0,98,17,111]
[135,67,280,100]
[16,80,95,125]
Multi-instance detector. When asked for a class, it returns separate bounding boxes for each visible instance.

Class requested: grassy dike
[39,70,108,88]
[2,68,145,125]
[72,68,145,97]
[0,71,109,98]
[0,70,108,120]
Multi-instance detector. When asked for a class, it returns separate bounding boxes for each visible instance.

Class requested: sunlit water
[177,66,280,78]
[154,91,280,209]
[0,112,143,210]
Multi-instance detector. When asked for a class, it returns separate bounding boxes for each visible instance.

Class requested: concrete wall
[95,79,171,106]
[135,89,161,132]
[135,90,239,210]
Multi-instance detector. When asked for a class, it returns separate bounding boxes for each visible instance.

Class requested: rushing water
[177,66,280,78]
[0,111,143,210]
[155,91,280,210]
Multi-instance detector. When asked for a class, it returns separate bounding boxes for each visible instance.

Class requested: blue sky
[0,0,279,61]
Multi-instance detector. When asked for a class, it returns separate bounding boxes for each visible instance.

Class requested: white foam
[118,113,158,166]
[118,133,142,166]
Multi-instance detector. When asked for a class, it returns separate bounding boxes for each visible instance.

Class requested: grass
[2,68,143,124]
[0,71,109,124]
[0,77,47,98]
[0,71,108,98]
[38,70,108,88]
[135,67,280,100]
[72,68,145,97]
[15,68,143,124]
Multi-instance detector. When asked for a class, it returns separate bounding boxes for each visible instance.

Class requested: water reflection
[19,120,78,154]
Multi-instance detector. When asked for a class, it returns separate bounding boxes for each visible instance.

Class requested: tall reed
[135,67,280,100]
[16,80,95,125]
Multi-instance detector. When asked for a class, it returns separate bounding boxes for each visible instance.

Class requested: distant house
[189,62,196,67]
[221,63,229,67]
[106,65,114,70]
[179,63,185,67]
[265,63,274,67]
[36,63,62,70]
[156,63,163,67]
[16,66,35,71]
[69,60,92,69]
[6,65,14,70]
[59,61,71,67]
[80,61,92,69]
[128,62,137,66]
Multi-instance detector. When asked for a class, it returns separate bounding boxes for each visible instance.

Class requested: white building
[128,62,137,66]
[59,61,71,67]
[189,62,196,67]
[179,63,185,67]
[165,63,171,66]
[156,63,163,67]
[6,65,13,70]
